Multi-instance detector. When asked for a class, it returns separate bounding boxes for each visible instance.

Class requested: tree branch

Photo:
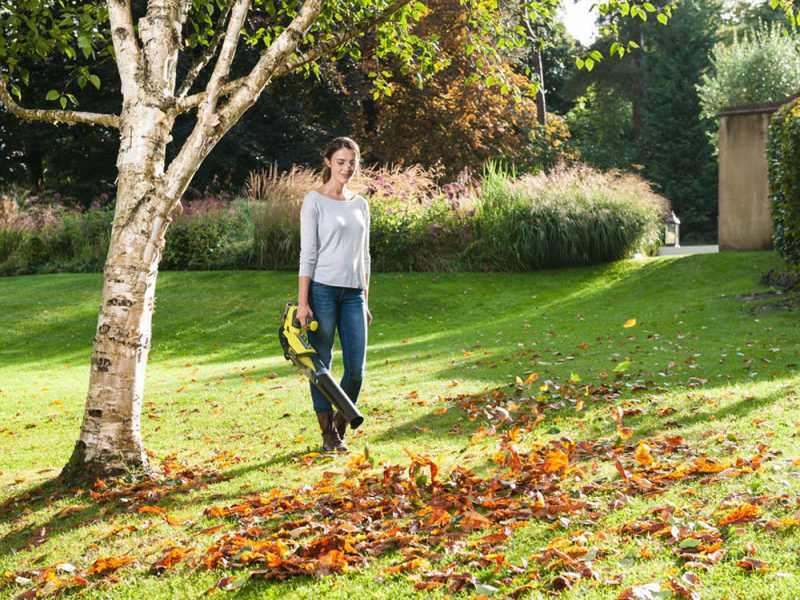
[164,0,325,201]
[174,0,413,115]
[199,0,250,116]
[274,0,414,77]
[0,80,120,128]
[175,75,241,114]
[138,0,192,96]
[106,0,142,97]
[177,0,235,98]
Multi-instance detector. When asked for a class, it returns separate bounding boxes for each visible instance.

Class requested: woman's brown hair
[322,137,361,183]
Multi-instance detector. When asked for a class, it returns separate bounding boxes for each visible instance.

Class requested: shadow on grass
[0,478,105,555]
[632,383,789,442]
[0,446,313,555]
[1,255,787,397]
[0,258,667,368]
[371,395,492,445]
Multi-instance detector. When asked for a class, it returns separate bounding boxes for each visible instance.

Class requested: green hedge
[768,98,800,267]
[161,200,254,270]
[0,166,668,275]
[0,208,112,275]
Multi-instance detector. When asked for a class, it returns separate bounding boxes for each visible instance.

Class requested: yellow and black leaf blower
[278,302,364,430]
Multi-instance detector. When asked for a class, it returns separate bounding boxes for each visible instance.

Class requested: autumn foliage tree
[361,0,572,175]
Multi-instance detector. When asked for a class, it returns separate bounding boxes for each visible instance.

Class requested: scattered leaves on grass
[3,374,791,599]
[151,547,192,575]
[737,559,770,573]
[634,442,655,468]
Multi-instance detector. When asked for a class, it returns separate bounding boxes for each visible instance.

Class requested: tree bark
[60,183,169,480]
[533,48,546,126]
[60,91,178,482]
[631,20,645,143]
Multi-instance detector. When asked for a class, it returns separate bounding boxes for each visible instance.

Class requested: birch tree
[0,0,681,482]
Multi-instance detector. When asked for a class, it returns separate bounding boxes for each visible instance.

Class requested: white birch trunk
[61,97,177,480]
[61,0,189,480]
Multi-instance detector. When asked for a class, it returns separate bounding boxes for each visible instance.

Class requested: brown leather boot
[316,411,347,453]
[333,411,347,441]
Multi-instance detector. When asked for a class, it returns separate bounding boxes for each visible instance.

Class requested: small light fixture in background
[665,211,681,247]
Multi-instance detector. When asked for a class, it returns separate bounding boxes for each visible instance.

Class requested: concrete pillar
[718,107,777,251]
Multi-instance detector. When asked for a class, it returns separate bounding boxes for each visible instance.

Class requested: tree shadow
[371,394,492,445]
[0,446,316,556]
[0,478,105,555]
[0,479,75,530]
[631,383,789,442]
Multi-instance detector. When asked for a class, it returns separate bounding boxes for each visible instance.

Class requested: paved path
[658,245,719,256]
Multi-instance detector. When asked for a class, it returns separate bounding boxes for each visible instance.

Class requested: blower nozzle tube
[310,365,364,430]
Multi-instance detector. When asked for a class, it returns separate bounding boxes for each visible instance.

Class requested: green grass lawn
[1,252,799,599]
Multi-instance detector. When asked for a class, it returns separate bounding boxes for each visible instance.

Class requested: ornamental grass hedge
[0,163,668,276]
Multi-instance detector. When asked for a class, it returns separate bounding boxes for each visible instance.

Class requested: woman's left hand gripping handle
[296,304,315,331]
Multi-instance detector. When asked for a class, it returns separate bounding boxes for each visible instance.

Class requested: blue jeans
[307,281,367,413]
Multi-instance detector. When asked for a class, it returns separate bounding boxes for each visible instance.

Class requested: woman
[297,137,372,453]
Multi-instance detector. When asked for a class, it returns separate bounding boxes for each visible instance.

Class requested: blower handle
[292,310,319,332]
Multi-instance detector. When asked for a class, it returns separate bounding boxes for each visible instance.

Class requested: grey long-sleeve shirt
[299,191,371,289]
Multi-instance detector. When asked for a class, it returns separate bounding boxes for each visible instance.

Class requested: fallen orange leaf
[524,372,540,385]
[386,557,428,574]
[737,559,770,572]
[87,555,135,576]
[718,503,759,526]
[460,510,493,531]
[618,427,633,440]
[542,449,569,473]
[138,505,165,515]
[634,442,655,468]
[164,513,183,526]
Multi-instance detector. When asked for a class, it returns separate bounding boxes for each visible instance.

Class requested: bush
[467,163,667,270]
[0,193,113,275]
[162,199,254,270]
[252,195,302,271]
[1,163,669,275]
[768,98,800,266]
[698,23,800,128]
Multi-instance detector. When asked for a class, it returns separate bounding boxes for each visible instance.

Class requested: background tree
[698,21,800,121]
[564,0,721,241]
[565,83,634,169]
[724,0,800,34]
[638,0,722,242]
[536,20,581,115]
[357,0,573,175]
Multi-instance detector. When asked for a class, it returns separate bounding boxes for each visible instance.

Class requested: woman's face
[326,148,358,186]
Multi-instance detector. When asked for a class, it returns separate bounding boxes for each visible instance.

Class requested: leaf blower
[278,301,364,430]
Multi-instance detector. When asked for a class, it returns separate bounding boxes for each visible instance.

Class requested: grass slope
[1,252,799,599]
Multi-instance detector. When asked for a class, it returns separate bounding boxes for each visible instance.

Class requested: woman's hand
[366,307,373,327]
[297,303,314,330]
